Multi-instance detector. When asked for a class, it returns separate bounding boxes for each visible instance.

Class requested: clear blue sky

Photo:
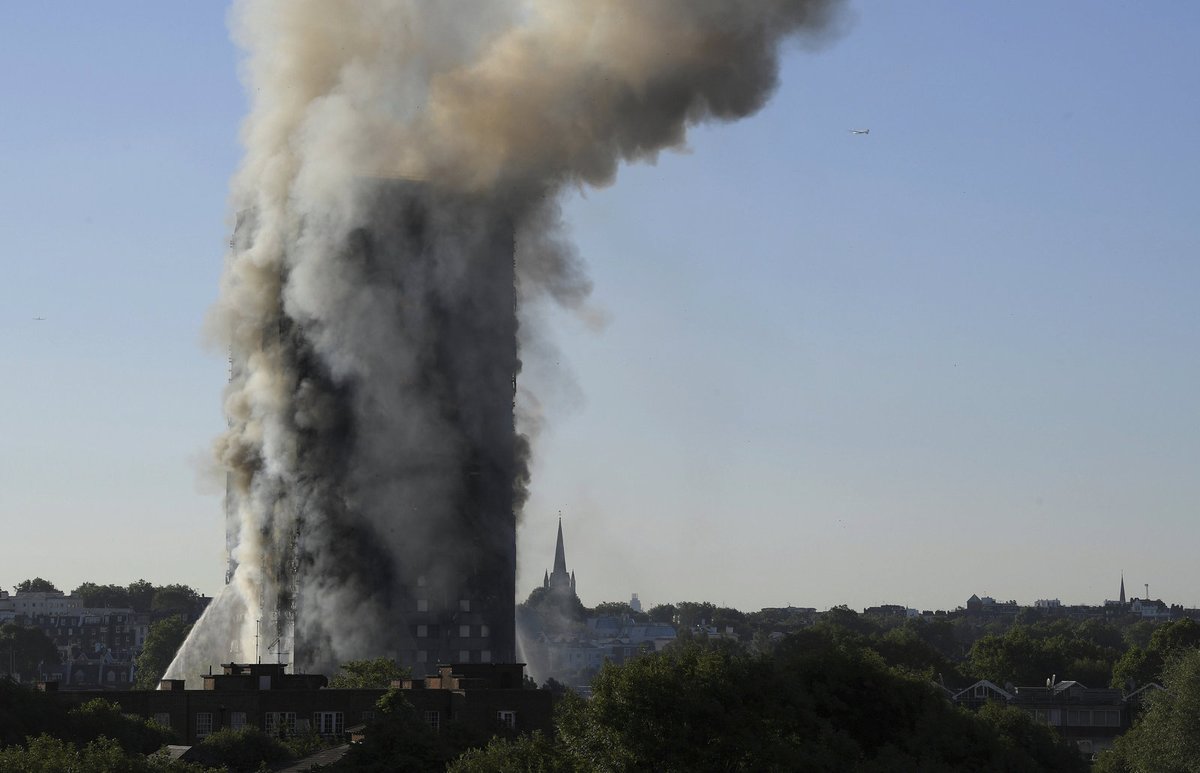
[1,2,1196,613]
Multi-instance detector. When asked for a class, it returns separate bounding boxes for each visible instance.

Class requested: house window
[481,624,490,637]
[265,712,297,736]
[361,710,375,722]
[417,650,428,663]
[153,713,171,729]
[313,711,344,737]
[497,710,517,729]
[481,650,491,663]
[417,599,428,612]
[195,713,213,739]
[417,624,428,638]
[424,711,440,732]
[417,575,427,587]
[974,685,988,697]
[459,624,471,638]
[230,712,247,731]
[459,599,471,612]
[459,650,471,662]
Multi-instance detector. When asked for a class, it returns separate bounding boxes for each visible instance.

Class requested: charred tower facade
[223,180,519,674]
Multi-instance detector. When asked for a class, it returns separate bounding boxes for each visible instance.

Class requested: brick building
[44,661,552,745]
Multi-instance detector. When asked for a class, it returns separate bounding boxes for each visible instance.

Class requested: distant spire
[1120,573,1126,605]
[553,515,567,575]
[543,570,549,589]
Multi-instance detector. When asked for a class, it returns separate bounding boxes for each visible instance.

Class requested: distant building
[43,661,552,745]
[0,590,82,617]
[863,604,908,618]
[965,594,1020,618]
[0,589,211,689]
[1129,598,1171,621]
[951,679,1129,757]
[629,593,642,613]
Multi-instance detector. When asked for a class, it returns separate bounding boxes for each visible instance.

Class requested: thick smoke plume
[168,0,840,681]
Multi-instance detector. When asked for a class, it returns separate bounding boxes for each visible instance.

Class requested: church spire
[553,515,567,575]
[1120,573,1126,605]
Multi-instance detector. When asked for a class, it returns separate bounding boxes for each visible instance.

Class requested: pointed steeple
[1120,573,1126,605]
[553,516,567,575]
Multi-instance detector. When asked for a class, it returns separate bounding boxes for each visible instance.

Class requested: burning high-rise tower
[167,0,840,684]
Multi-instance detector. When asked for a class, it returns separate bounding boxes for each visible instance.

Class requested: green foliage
[335,689,476,772]
[1110,618,1200,690]
[590,601,648,623]
[186,726,291,772]
[1096,648,1200,772]
[328,657,409,689]
[71,582,132,609]
[647,604,676,624]
[14,578,60,594]
[591,601,634,617]
[0,622,60,680]
[280,726,326,759]
[68,699,177,754]
[975,702,1089,771]
[540,635,1088,772]
[1122,621,1157,650]
[126,580,157,613]
[520,586,587,631]
[447,731,573,773]
[0,734,218,773]
[967,620,1125,687]
[671,601,717,629]
[133,616,192,690]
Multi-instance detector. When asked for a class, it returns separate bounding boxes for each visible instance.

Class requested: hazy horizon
[2,2,1197,615]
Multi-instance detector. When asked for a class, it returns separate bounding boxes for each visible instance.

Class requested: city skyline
[2,2,1197,614]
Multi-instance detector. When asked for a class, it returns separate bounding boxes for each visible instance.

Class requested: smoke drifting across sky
[167,0,842,679]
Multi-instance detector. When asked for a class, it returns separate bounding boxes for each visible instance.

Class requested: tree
[0,734,218,773]
[548,634,1088,771]
[647,603,676,625]
[447,731,571,773]
[67,699,178,755]
[150,585,201,615]
[335,689,488,771]
[1110,618,1200,690]
[518,586,587,635]
[672,601,717,629]
[186,727,292,772]
[328,657,409,689]
[975,701,1091,771]
[968,621,1123,688]
[133,616,192,690]
[72,582,131,609]
[1096,648,1200,772]
[127,580,157,612]
[14,578,58,594]
[0,622,60,681]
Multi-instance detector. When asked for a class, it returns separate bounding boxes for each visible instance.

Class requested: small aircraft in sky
[33,316,46,321]
[849,128,870,135]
